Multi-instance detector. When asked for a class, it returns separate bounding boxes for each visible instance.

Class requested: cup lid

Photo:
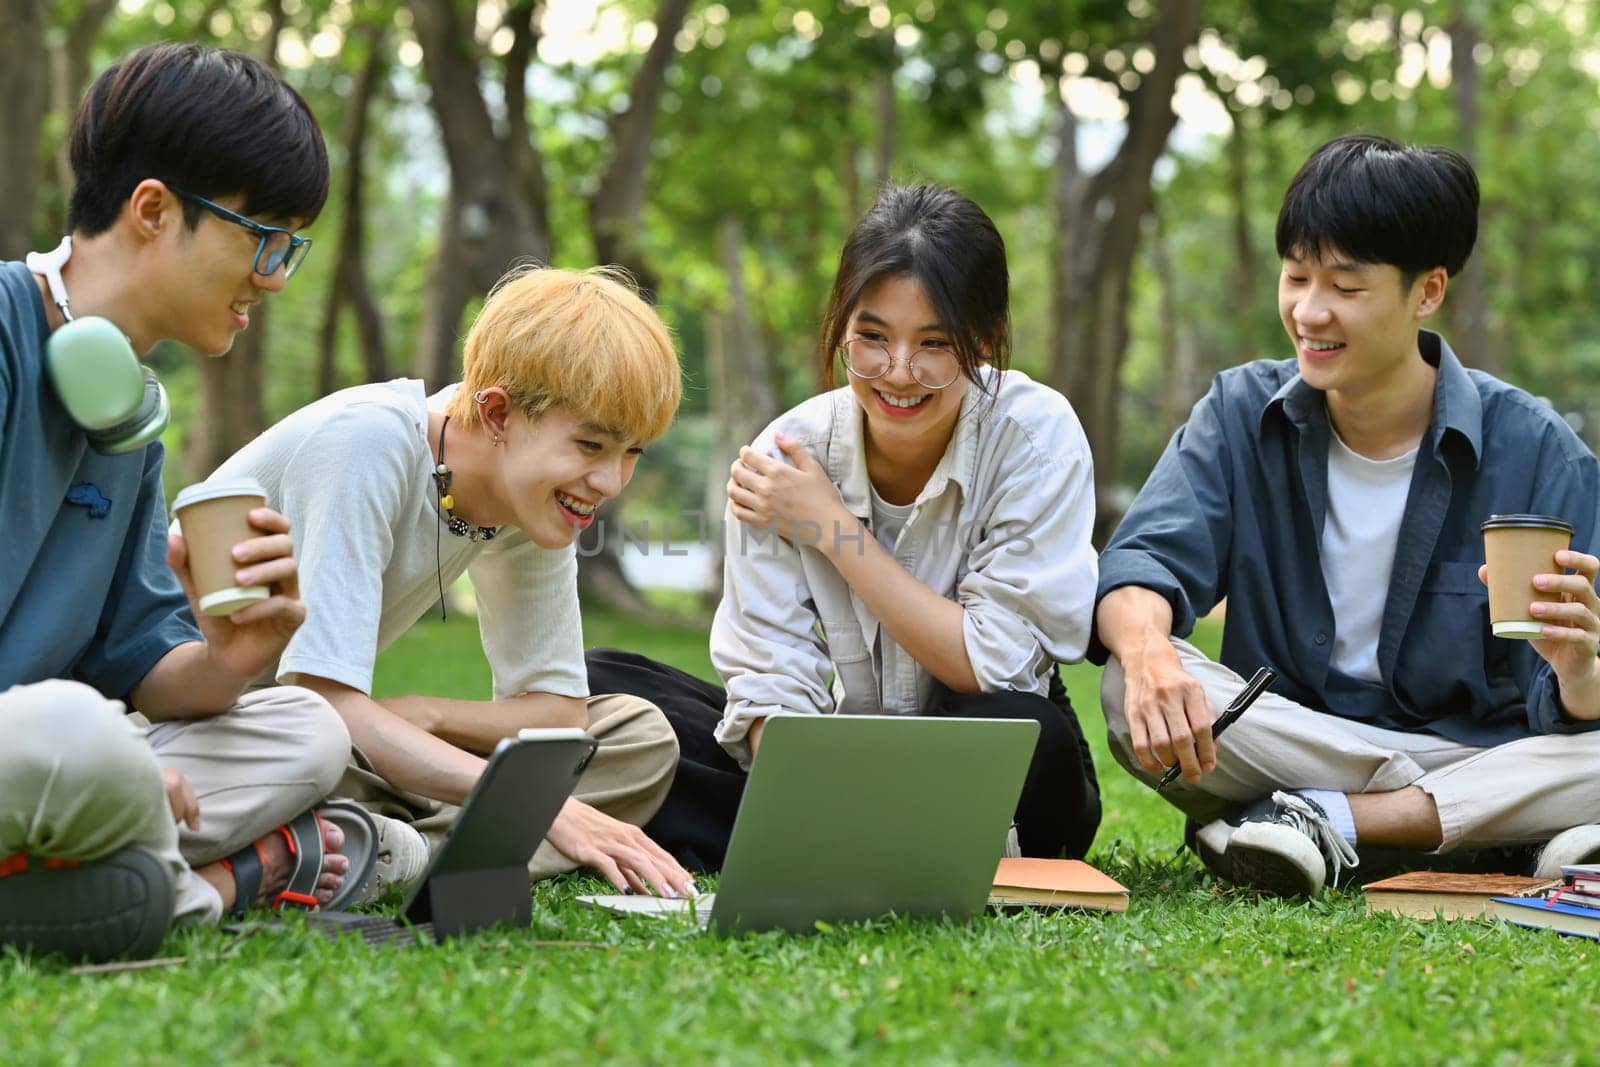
[1481,513,1574,534]
[172,477,268,512]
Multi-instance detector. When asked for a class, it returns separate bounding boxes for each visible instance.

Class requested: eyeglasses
[169,186,313,278]
[838,336,962,390]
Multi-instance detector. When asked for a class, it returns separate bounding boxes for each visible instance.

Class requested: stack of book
[1491,863,1600,939]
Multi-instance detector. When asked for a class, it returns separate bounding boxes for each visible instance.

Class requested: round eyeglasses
[169,186,313,279]
[838,337,962,390]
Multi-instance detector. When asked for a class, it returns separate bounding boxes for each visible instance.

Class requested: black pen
[1156,666,1276,790]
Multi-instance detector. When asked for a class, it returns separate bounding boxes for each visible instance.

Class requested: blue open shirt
[1092,331,1600,744]
[0,261,198,698]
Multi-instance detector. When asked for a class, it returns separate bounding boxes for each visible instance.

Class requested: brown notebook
[1362,871,1557,921]
[988,858,1129,912]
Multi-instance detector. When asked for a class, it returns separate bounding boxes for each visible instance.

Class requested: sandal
[0,846,174,962]
[221,801,378,917]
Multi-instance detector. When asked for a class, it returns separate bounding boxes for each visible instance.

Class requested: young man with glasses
[0,43,354,962]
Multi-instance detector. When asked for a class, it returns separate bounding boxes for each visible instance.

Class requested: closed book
[1548,887,1600,911]
[1561,864,1600,895]
[988,858,1129,912]
[1362,871,1556,921]
[1490,895,1600,939]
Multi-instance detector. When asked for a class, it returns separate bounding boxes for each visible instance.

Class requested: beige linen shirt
[710,367,1097,768]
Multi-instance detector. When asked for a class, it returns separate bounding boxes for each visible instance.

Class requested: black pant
[586,648,1102,873]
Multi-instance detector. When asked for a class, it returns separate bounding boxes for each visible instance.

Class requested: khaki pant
[1101,638,1600,850]
[336,693,678,880]
[0,679,350,923]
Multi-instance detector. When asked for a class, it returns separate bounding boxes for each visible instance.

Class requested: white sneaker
[356,815,430,904]
[1532,825,1600,879]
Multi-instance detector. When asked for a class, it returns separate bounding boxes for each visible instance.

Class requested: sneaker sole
[0,846,174,962]
[1222,823,1326,896]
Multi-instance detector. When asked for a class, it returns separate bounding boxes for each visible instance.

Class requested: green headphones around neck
[25,235,169,455]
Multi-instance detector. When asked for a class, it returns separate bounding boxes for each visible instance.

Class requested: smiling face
[1277,248,1446,400]
[495,403,644,549]
[845,275,970,467]
[156,190,298,357]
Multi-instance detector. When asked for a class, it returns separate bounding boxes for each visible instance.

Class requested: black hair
[1275,133,1478,279]
[67,43,329,235]
[818,184,1010,392]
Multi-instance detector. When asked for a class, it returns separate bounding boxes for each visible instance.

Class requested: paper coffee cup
[1481,514,1574,639]
[172,477,271,616]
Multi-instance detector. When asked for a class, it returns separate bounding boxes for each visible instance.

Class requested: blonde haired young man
[203,266,693,896]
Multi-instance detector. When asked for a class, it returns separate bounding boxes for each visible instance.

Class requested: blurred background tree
[5,0,1599,603]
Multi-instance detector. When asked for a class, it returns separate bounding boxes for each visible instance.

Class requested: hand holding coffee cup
[172,478,274,615]
[1480,513,1595,640]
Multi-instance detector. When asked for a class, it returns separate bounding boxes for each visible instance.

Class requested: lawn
[5,611,1599,1065]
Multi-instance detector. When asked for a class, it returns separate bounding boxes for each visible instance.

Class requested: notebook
[1361,871,1557,921]
[277,728,596,946]
[987,858,1129,912]
[580,714,1038,934]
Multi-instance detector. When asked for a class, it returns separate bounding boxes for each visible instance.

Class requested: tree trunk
[873,48,896,185]
[1447,8,1494,373]
[414,185,474,390]
[410,0,552,389]
[576,0,691,608]
[841,137,862,225]
[0,0,49,259]
[47,0,120,208]
[701,216,785,604]
[186,0,285,480]
[586,0,693,299]
[1047,0,1206,546]
[702,306,733,606]
[1227,108,1258,366]
[1152,204,1196,434]
[316,22,390,396]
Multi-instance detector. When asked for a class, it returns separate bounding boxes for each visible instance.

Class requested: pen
[1156,666,1276,790]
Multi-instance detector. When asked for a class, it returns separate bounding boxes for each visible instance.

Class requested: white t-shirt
[868,485,914,553]
[1320,429,1418,683]
[205,379,587,699]
[867,485,916,684]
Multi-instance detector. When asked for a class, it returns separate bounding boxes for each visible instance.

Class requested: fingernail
[622,886,634,896]
[665,887,680,899]
[686,879,701,897]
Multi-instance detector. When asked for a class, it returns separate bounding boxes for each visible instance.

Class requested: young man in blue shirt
[1094,134,1600,896]
[0,44,355,960]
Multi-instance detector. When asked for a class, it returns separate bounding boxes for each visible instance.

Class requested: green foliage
[47,2,1600,493]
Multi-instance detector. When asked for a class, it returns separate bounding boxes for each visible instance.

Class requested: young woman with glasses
[588,184,1102,871]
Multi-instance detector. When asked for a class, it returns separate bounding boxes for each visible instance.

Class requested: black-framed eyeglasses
[838,336,962,390]
[169,186,313,278]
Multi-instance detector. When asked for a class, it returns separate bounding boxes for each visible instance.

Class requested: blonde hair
[447,265,682,442]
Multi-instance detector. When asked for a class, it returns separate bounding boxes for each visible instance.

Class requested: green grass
[6,613,1600,1065]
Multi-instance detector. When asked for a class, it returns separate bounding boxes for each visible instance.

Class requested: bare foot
[198,818,351,912]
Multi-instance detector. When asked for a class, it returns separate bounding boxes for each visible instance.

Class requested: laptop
[298,728,597,945]
[581,714,1037,934]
